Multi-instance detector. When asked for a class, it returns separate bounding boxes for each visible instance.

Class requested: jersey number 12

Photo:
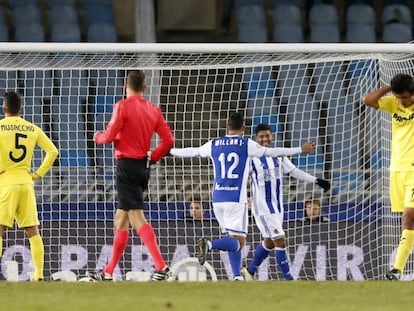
[218,152,239,179]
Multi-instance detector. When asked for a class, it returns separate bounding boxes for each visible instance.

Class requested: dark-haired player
[89,70,174,281]
[242,123,330,281]
[170,112,315,280]
[0,91,58,281]
[363,73,414,280]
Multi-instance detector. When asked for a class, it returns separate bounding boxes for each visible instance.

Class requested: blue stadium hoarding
[36,202,383,222]
[0,220,385,281]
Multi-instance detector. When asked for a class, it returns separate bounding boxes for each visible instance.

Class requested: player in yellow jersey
[363,74,414,280]
[0,92,58,281]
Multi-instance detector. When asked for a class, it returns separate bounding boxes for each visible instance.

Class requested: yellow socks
[393,229,414,273]
[29,235,44,281]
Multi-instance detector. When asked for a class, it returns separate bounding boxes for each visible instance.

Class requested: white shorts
[253,213,285,240]
[212,202,248,237]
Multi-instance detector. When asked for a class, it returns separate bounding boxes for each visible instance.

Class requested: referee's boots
[151,266,172,281]
[87,270,113,282]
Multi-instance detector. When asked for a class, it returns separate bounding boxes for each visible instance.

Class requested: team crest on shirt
[263,169,272,181]
[263,167,280,181]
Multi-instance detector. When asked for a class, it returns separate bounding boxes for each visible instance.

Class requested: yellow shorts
[390,170,414,212]
[0,184,38,228]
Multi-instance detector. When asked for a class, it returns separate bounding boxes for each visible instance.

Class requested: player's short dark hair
[255,123,272,135]
[3,91,21,114]
[228,112,244,130]
[127,70,146,92]
[391,73,414,94]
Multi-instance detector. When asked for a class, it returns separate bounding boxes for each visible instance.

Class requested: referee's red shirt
[94,95,174,162]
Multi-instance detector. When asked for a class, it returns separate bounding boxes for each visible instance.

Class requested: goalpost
[0,43,410,281]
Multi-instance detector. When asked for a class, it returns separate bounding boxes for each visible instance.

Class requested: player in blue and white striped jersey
[242,124,330,281]
[170,112,315,280]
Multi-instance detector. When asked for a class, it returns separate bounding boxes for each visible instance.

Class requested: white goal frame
[0,43,411,281]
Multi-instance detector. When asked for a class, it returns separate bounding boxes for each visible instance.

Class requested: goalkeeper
[363,73,414,281]
[242,123,330,281]
[0,91,58,281]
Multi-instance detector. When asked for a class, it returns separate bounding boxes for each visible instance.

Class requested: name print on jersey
[0,124,35,131]
[214,137,244,146]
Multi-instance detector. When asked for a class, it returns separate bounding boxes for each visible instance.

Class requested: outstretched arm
[283,157,330,192]
[170,147,202,158]
[362,85,392,109]
[290,169,330,192]
[289,168,317,183]
[264,141,315,157]
[170,141,211,158]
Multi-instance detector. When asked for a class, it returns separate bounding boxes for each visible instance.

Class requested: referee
[89,70,174,281]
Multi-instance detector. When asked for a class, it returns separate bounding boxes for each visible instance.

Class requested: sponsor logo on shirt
[214,183,239,191]
[393,113,414,123]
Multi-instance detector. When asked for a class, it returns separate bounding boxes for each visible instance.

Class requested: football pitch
[0,281,410,311]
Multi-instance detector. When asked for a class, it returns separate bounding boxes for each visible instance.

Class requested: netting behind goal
[0,44,408,281]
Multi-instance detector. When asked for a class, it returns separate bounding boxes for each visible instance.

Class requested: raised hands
[301,141,316,154]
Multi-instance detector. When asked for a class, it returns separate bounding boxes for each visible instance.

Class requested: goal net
[0,43,409,281]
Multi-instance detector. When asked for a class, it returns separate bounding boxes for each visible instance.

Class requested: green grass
[0,281,411,311]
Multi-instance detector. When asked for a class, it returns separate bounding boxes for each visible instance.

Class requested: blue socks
[211,237,241,278]
[275,247,294,280]
[248,242,271,275]
[228,250,242,277]
[247,242,294,280]
[211,237,239,252]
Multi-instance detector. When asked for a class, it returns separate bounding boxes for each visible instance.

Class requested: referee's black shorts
[115,158,149,210]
